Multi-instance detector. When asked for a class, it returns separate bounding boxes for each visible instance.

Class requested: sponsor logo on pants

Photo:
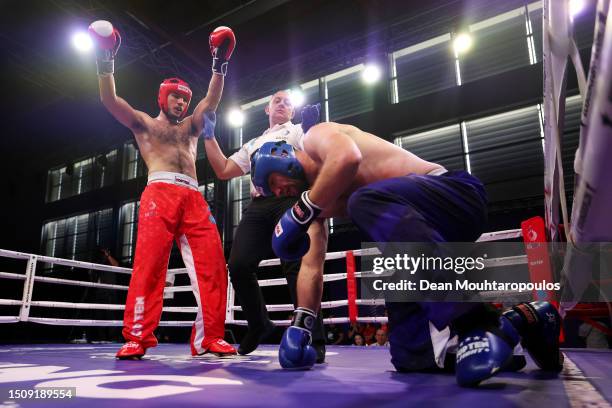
[131,296,145,337]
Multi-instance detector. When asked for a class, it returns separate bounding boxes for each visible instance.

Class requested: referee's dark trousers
[227,196,326,357]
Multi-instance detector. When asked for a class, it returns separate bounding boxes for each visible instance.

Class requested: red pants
[122,173,227,355]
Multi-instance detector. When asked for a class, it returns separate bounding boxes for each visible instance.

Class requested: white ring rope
[24,318,197,327]
[0,272,26,280]
[0,249,133,275]
[231,299,386,312]
[0,228,525,327]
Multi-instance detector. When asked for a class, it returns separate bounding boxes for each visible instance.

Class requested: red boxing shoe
[116,341,146,360]
[194,339,237,357]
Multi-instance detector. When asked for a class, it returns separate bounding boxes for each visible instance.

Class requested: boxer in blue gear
[251,141,306,197]
[252,122,562,386]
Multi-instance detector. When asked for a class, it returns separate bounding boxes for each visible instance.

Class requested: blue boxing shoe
[502,301,564,371]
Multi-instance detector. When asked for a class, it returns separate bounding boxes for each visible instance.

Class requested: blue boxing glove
[279,307,317,370]
[502,301,563,371]
[300,103,320,134]
[455,325,519,387]
[453,305,520,387]
[272,191,322,261]
[201,111,216,140]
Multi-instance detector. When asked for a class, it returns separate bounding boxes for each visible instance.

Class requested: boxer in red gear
[89,20,237,359]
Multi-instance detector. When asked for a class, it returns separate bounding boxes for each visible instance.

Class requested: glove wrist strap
[303,190,322,211]
[97,59,114,76]
[212,58,228,76]
[292,307,316,335]
[291,191,322,225]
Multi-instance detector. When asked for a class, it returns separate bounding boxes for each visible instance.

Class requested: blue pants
[347,171,487,371]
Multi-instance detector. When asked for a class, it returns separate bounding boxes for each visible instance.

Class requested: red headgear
[158,78,192,119]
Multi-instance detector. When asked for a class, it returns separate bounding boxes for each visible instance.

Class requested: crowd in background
[325,313,390,347]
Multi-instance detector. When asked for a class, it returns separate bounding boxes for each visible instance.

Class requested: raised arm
[89,20,145,131]
[98,75,145,130]
[191,27,236,135]
[201,111,246,180]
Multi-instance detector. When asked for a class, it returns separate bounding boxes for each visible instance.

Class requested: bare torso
[306,123,443,217]
[133,115,199,179]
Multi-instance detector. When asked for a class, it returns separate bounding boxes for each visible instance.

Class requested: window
[572,1,597,51]
[46,150,117,202]
[46,167,66,202]
[526,2,542,64]
[296,79,321,120]
[73,158,94,196]
[394,124,465,171]
[41,208,114,271]
[231,96,271,150]
[459,7,532,84]
[390,2,544,103]
[561,95,582,196]
[230,175,250,238]
[199,182,216,212]
[97,150,117,189]
[390,34,456,103]
[196,137,207,161]
[324,64,374,121]
[122,142,147,180]
[119,201,139,265]
[391,97,581,204]
[465,105,543,202]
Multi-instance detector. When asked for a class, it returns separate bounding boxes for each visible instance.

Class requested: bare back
[132,115,200,179]
[305,122,443,217]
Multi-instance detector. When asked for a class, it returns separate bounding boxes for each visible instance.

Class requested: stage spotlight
[453,33,472,55]
[570,0,585,19]
[362,64,381,84]
[72,32,93,52]
[227,109,245,128]
[289,89,305,107]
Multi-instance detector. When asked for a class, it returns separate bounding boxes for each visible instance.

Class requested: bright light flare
[361,64,381,84]
[72,32,93,52]
[289,89,305,107]
[227,108,245,128]
[453,33,472,55]
[569,0,586,19]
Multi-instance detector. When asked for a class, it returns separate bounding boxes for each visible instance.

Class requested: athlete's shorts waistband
[147,171,199,191]
[426,167,448,176]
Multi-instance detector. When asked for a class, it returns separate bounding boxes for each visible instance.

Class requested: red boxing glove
[88,20,121,75]
[209,26,236,76]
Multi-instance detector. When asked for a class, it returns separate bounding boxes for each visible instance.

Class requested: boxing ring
[0,229,525,330]
[1,0,612,405]
[1,225,611,406]
[1,344,611,407]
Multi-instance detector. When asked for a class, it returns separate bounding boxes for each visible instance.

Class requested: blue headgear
[251,141,305,196]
